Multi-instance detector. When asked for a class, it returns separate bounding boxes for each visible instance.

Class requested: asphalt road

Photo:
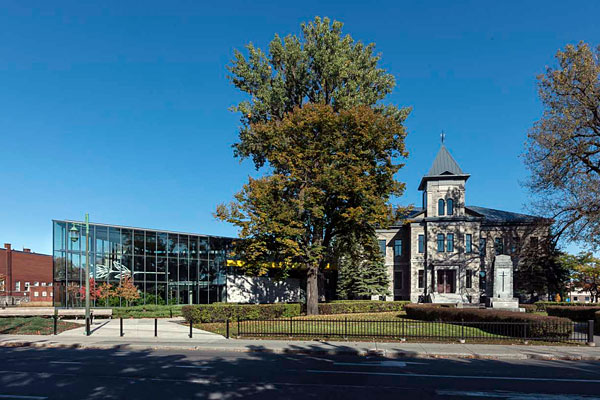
[1,346,600,399]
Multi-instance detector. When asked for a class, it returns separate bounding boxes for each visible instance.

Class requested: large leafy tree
[218,103,407,314]
[524,42,600,247]
[219,17,409,314]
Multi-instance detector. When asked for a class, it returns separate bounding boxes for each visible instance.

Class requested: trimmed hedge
[534,301,600,312]
[317,301,409,315]
[182,301,410,324]
[546,306,600,335]
[112,305,185,318]
[405,304,573,339]
[182,303,301,323]
[546,306,600,321]
[520,304,537,313]
[596,311,600,335]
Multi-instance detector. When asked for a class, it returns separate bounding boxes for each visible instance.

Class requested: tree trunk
[306,264,319,315]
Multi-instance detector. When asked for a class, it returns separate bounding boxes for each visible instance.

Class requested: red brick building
[0,243,53,305]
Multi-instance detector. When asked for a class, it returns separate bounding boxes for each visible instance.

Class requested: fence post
[344,317,348,339]
[53,315,58,335]
[460,319,465,342]
[226,319,230,339]
[120,317,124,337]
[154,318,158,337]
[289,317,293,338]
[189,320,193,338]
[170,308,173,318]
[237,316,240,338]
[523,323,528,342]
[588,320,595,346]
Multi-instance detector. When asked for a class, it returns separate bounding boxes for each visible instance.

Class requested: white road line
[304,370,600,383]
[333,361,426,367]
[436,390,600,399]
[175,366,213,369]
[0,395,48,399]
[49,361,81,365]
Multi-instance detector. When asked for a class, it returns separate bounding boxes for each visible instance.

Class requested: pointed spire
[418,142,469,190]
[426,145,463,176]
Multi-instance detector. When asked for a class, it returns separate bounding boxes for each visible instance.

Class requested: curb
[1,340,599,361]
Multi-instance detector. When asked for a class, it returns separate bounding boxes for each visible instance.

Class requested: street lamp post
[70,213,90,336]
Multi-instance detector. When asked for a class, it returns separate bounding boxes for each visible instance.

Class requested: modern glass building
[52,220,234,307]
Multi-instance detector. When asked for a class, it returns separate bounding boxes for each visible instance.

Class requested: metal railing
[236,317,594,344]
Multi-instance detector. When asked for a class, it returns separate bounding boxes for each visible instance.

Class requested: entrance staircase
[429,293,467,304]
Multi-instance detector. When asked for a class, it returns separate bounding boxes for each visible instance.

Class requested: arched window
[438,199,445,216]
[447,199,454,216]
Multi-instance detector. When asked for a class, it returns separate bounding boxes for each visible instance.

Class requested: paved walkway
[60,317,220,340]
[1,327,599,360]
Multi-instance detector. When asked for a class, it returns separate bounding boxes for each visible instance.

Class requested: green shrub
[546,306,600,322]
[182,303,302,323]
[520,304,537,313]
[317,301,409,315]
[405,304,573,340]
[534,301,599,312]
[113,305,184,318]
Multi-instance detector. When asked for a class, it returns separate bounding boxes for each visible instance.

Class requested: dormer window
[447,199,454,216]
[438,199,445,216]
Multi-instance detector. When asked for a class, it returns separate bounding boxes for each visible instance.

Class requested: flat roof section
[52,219,237,240]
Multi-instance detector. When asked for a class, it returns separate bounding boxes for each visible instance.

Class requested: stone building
[376,145,550,304]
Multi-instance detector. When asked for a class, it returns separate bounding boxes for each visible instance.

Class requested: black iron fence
[236,317,594,344]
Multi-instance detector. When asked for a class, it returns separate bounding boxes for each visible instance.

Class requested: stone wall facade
[376,145,550,304]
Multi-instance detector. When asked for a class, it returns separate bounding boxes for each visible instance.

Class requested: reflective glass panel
[157,233,168,256]
[145,231,157,257]
[134,231,145,255]
[122,229,133,256]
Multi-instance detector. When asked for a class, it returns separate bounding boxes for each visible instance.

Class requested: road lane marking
[436,390,600,399]
[175,366,213,369]
[333,361,426,367]
[0,395,47,399]
[304,370,600,383]
[49,361,81,365]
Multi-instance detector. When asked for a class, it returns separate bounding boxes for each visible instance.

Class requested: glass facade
[52,220,234,307]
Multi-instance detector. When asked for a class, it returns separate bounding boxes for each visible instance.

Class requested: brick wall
[0,243,53,302]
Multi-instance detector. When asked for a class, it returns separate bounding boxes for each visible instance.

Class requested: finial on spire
[440,131,446,144]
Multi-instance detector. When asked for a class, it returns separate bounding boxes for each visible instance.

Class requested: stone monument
[489,255,521,311]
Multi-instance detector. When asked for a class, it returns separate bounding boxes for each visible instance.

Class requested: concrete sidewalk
[1,331,600,361]
[60,317,221,340]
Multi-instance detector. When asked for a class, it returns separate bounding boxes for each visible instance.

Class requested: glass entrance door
[436,270,456,293]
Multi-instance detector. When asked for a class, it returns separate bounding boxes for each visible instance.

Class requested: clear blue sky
[1,0,598,255]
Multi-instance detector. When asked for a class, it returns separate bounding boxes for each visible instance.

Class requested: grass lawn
[0,317,80,335]
[194,311,511,342]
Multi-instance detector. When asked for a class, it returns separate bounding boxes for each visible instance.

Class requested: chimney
[3,243,10,250]
[23,248,31,253]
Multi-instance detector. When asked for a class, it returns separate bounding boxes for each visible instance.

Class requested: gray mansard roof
[465,206,541,224]
[390,205,543,227]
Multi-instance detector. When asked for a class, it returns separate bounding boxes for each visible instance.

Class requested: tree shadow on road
[0,343,599,399]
